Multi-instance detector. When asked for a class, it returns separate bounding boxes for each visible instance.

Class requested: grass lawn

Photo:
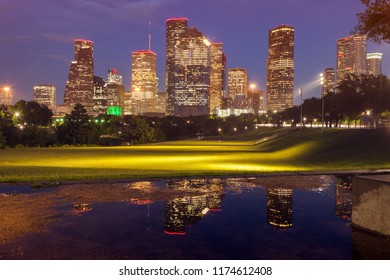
[0,128,389,183]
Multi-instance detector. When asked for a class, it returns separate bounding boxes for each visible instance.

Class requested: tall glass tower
[209,43,225,114]
[64,39,94,114]
[166,18,210,117]
[366,52,383,76]
[131,50,157,114]
[266,25,294,112]
[336,35,367,84]
[166,18,188,115]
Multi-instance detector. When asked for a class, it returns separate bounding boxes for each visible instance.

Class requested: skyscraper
[0,85,13,106]
[33,84,56,109]
[366,52,383,76]
[228,68,248,99]
[166,18,188,115]
[322,68,335,96]
[166,18,210,117]
[92,76,107,115]
[336,35,367,84]
[107,68,125,114]
[210,43,225,114]
[64,39,94,114]
[131,50,157,114]
[266,25,294,112]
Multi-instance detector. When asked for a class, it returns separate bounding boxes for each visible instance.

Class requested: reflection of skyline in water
[267,189,293,228]
[3,174,386,260]
[164,179,223,235]
[335,176,353,220]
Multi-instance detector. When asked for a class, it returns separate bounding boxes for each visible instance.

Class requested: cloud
[39,32,81,43]
[0,34,34,43]
[52,0,186,23]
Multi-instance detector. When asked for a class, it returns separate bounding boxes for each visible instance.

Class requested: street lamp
[298,88,303,129]
[320,73,324,129]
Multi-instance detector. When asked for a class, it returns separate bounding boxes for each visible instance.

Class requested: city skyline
[1,0,389,106]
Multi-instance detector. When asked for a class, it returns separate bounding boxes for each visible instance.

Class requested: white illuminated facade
[130,50,157,115]
[366,52,382,76]
[33,84,56,109]
[228,68,248,99]
[210,43,225,114]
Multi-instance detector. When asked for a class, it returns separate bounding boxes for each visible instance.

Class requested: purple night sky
[1,0,389,106]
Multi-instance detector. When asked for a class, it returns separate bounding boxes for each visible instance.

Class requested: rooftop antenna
[148,21,152,51]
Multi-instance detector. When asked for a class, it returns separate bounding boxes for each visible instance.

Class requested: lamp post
[298,88,303,130]
[320,73,324,129]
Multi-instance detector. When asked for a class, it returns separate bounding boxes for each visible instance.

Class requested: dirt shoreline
[1,168,389,188]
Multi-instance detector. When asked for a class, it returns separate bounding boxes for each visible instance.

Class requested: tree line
[1,74,389,148]
[277,74,390,127]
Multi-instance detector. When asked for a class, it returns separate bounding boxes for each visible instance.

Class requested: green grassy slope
[0,128,389,182]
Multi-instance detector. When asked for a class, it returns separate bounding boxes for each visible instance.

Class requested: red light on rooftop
[75,39,93,44]
[166,17,188,22]
[164,230,186,235]
[132,50,156,56]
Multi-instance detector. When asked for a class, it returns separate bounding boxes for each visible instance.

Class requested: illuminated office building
[0,85,13,105]
[322,68,335,96]
[165,18,210,117]
[366,52,382,76]
[266,25,294,112]
[210,43,226,113]
[64,39,94,114]
[267,188,293,228]
[155,91,167,115]
[166,18,188,115]
[228,68,248,99]
[131,50,157,114]
[248,87,265,114]
[107,68,125,114]
[92,76,107,115]
[336,35,367,84]
[123,91,133,115]
[33,84,56,109]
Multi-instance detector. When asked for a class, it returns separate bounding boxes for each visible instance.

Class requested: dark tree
[56,104,99,145]
[119,115,156,144]
[0,105,19,147]
[12,100,53,127]
[354,0,390,44]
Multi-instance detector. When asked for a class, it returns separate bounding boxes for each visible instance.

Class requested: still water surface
[0,175,374,260]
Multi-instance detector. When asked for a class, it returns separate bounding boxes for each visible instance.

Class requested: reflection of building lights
[267,188,293,228]
[164,179,223,235]
[201,207,209,215]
